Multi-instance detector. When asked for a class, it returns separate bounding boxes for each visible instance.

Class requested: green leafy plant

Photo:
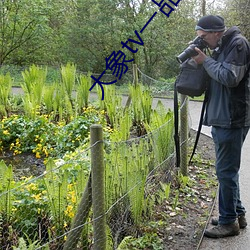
[178,173,192,189]
[117,233,163,250]
[21,65,47,118]
[13,236,43,250]
[158,182,171,203]
[43,159,68,220]
[172,190,180,210]
[145,100,174,164]
[0,161,17,248]
[43,84,56,114]
[76,72,92,111]
[60,63,76,102]
[109,109,132,142]
[0,161,15,222]
[0,73,12,117]
[0,106,103,157]
[103,85,123,128]
[129,83,153,128]
[105,136,154,247]
[12,176,49,241]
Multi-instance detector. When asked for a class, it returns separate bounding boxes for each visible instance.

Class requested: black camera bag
[174,58,210,168]
[175,58,209,97]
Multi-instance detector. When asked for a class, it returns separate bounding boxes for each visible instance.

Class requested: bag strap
[188,91,208,164]
[189,48,210,162]
[174,79,208,167]
[174,79,181,168]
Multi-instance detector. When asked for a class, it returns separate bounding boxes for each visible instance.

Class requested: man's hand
[192,47,207,64]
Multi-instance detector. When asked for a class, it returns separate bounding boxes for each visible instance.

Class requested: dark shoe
[211,214,247,229]
[238,215,247,228]
[204,222,240,238]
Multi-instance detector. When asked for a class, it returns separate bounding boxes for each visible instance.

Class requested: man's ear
[215,31,224,39]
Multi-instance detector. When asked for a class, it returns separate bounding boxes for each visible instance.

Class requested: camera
[176,36,208,64]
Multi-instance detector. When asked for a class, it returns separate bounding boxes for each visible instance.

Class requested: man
[192,15,250,238]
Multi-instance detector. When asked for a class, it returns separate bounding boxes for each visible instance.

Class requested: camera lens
[176,36,208,63]
[176,44,198,63]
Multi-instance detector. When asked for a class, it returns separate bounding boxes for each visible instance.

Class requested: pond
[0,152,45,180]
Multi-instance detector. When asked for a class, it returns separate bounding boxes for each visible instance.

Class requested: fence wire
[0,68,192,250]
[0,120,192,249]
[137,67,175,96]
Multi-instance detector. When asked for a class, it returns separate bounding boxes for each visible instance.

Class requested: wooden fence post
[133,64,138,86]
[91,124,106,250]
[180,94,188,176]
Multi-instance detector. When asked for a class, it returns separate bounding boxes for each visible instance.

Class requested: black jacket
[203,26,250,128]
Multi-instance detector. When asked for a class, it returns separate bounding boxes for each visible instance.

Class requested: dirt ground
[159,130,217,250]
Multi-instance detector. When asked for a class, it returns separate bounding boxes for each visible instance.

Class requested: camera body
[177,36,208,64]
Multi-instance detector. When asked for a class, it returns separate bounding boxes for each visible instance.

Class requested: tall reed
[129,83,153,128]
[103,85,122,128]
[61,63,76,103]
[52,82,73,122]
[43,84,56,114]
[145,100,175,164]
[0,73,12,117]
[43,159,68,233]
[76,73,91,113]
[21,65,47,118]
[105,137,152,226]
[0,161,14,222]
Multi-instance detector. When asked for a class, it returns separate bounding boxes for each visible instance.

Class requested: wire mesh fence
[138,67,175,95]
[0,115,191,249]
[0,65,191,249]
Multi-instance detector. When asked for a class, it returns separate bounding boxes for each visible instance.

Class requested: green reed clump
[76,72,92,112]
[21,65,47,118]
[0,73,12,117]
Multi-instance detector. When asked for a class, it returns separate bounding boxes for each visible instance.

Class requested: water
[0,152,45,180]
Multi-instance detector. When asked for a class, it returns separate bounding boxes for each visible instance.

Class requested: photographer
[192,15,250,238]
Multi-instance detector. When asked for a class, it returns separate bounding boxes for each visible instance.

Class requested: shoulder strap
[189,91,208,164]
[174,81,208,167]
[174,80,180,168]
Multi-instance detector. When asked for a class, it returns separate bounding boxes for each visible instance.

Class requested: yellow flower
[36,152,41,159]
[12,207,17,212]
[43,147,49,157]
[32,193,42,201]
[14,149,22,155]
[65,205,74,218]
[26,183,37,191]
[71,195,76,204]
[3,130,9,135]
[100,110,106,115]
